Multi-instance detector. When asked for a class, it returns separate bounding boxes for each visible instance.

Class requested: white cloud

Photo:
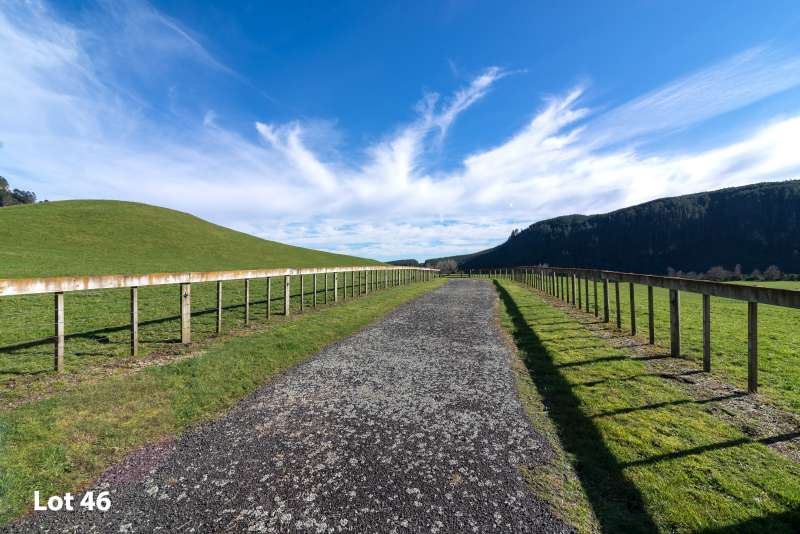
[586,45,800,146]
[1,1,800,262]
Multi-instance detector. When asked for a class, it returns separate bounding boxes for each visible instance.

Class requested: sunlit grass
[497,279,800,533]
[558,279,800,412]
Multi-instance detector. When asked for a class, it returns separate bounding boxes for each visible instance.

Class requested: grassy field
[0,277,444,525]
[496,279,800,533]
[547,278,800,413]
[0,273,392,403]
[0,200,386,401]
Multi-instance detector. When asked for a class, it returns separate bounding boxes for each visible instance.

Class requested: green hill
[439,180,800,275]
[0,200,378,279]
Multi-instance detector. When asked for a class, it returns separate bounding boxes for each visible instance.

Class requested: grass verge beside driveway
[0,278,445,525]
[495,279,800,533]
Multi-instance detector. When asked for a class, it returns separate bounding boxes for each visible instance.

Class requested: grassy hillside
[446,180,800,275]
[0,200,386,397]
[0,200,377,279]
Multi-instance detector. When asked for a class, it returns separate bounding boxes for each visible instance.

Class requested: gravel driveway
[11,280,568,533]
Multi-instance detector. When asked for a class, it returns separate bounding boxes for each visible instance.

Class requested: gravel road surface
[11,280,568,533]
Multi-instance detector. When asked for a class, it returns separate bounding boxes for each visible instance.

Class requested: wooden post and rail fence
[470,265,800,394]
[0,265,438,373]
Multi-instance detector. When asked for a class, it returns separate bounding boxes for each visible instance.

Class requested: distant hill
[387,259,420,267]
[0,200,379,279]
[422,250,490,268]
[441,180,800,275]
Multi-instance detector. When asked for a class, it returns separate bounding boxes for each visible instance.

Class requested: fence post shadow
[493,280,659,533]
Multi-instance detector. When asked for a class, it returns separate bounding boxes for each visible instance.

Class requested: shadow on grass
[622,430,800,469]
[0,300,269,355]
[494,281,659,532]
[592,392,746,419]
[571,370,695,388]
[555,355,629,368]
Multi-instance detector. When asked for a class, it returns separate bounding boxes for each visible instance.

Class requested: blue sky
[2,1,800,261]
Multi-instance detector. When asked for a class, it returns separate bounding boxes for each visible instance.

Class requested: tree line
[441,180,800,278]
[0,176,37,206]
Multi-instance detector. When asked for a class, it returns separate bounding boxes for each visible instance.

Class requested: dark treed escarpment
[447,180,800,275]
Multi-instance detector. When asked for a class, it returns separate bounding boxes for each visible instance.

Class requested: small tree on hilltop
[0,176,37,206]
[434,260,459,274]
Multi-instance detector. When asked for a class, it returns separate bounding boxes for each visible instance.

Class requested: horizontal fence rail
[0,265,438,372]
[467,266,800,394]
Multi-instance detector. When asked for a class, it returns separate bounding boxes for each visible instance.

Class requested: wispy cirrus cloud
[586,45,800,146]
[1,0,800,262]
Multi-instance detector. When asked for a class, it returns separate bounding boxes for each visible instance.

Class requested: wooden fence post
[54,292,64,372]
[748,302,758,393]
[334,272,339,302]
[648,286,655,344]
[603,279,610,323]
[571,275,577,306]
[669,289,680,357]
[313,274,318,307]
[584,277,589,312]
[130,287,138,357]
[703,294,711,371]
[266,277,272,319]
[180,283,191,343]
[629,283,636,335]
[615,281,621,329]
[577,276,582,308]
[300,275,305,312]
[324,273,329,304]
[244,279,251,325]
[216,281,223,333]
[352,271,356,297]
[284,275,291,316]
[594,278,599,317]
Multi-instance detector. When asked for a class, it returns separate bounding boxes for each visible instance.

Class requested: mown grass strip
[0,279,444,525]
[495,279,800,533]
